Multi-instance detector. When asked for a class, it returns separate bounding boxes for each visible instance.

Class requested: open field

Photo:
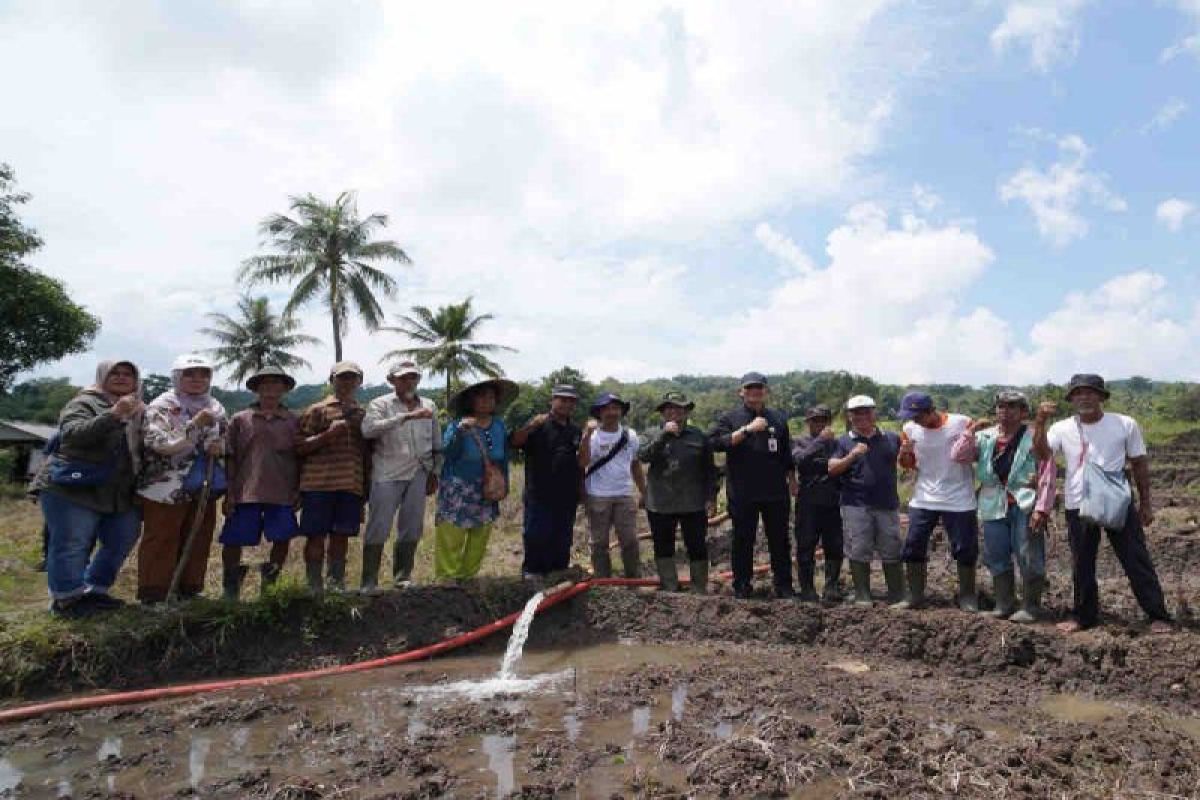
[1,434,1200,797]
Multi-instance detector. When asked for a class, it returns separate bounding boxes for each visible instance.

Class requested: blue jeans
[40,492,141,600]
[982,504,1045,579]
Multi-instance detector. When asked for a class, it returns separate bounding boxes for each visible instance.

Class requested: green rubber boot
[881,562,905,605]
[1009,576,1044,623]
[849,560,873,607]
[821,559,843,603]
[689,560,709,595]
[222,564,248,602]
[359,544,384,595]
[326,559,347,593]
[393,540,418,586]
[592,545,612,579]
[988,571,1016,618]
[957,563,979,612]
[259,562,282,598]
[305,561,324,596]
[621,544,642,579]
[891,562,926,610]
[796,563,819,603]
[655,557,679,591]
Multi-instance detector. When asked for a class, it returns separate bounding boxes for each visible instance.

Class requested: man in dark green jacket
[639,391,719,592]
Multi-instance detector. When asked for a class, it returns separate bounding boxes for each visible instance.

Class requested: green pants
[434,521,492,579]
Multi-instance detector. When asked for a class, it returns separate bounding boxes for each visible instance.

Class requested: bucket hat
[590,392,631,419]
[1065,373,1110,400]
[246,365,296,392]
[804,404,833,421]
[655,391,695,413]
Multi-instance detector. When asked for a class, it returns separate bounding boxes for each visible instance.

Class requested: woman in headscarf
[435,378,517,581]
[40,359,145,617]
[136,354,227,603]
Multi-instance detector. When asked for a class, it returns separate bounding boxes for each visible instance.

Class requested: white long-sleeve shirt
[361,394,443,482]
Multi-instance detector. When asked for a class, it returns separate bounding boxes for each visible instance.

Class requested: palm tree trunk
[331,312,343,363]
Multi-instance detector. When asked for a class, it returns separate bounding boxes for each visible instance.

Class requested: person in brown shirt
[296,361,369,593]
[218,366,300,601]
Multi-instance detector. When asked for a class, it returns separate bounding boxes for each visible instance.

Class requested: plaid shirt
[297,396,368,495]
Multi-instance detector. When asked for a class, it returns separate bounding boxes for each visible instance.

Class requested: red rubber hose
[0,563,773,724]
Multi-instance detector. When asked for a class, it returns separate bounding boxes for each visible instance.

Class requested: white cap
[388,360,421,379]
[171,353,214,372]
[846,394,876,410]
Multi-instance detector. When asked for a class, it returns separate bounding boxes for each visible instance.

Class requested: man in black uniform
[710,372,796,599]
[510,384,583,584]
[792,405,844,603]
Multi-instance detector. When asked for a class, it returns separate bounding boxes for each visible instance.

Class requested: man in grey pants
[360,361,443,592]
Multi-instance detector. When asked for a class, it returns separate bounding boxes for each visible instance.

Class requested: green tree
[142,374,171,402]
[199,295,320,386]
[238,191,410,363]
[0,164,99,389]
[380,297,515,399]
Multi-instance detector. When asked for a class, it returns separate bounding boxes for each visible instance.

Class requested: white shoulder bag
[1074,416,1132,530]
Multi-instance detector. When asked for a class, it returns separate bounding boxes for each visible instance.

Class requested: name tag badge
[768,437,778,453]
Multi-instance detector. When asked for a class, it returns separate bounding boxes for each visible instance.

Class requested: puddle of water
[671,683,688,721]
[563,711,582,742]
[188,736,211,788]
[97,735,122,761]
[407,710,429,743]
[826,660,871,674]
[0,758,22,793]
[713,720,734,740]
[1041,694,1125,724]
[480,734,516,798]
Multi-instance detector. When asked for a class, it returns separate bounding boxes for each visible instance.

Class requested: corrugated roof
[0,420,58,443]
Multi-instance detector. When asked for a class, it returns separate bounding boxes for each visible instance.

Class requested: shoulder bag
[468,426,508,502]
[1074,416,1131,529]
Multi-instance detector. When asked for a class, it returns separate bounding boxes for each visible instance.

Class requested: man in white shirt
[892,392,981,612]
[1032,373,1171,634]
[579,392,647,578]
[360,361,443,592]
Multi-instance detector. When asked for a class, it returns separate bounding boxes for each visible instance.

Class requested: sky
[3,0,1199,389]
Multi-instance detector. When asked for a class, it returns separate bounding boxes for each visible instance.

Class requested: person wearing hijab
[40,359,145,617]
[136,354,227,603]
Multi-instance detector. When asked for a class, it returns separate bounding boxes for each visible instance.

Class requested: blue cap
[897,391,935,420]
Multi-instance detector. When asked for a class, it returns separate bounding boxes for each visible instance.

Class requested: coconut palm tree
[199,295,321,385]
[238,191,410,362]
[380,297,516,399]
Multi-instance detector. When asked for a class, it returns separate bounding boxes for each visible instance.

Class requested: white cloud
[990,0,1089,72]
[1161,1,1200,61]
[754,222,816,276]
[1156,198,1196,231]
[999,133,1126,247]
[1142,98,1188,133]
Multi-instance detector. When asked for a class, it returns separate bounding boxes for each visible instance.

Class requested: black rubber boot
[393,540,418,586]
[655,557,679,591]
[620,544,642,579]
[796,563,819,603]
[891,562,926,610]
[1010,576,1044,623]
[222,564,248,602]
[360,544,384,595]
[850,561,873,606]
[957,563,979,612]
[259,562,282,597]
[689,560,709,595]
[306,561,324,596]
[822,559,843,603]
[988,571,1016,618]
[327,560,347,593]
[591,545,612,578]
[881,562,905,605]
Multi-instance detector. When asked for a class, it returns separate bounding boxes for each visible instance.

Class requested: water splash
[499,591,544,681]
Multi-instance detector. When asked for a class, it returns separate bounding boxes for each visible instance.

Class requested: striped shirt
[298,396,367,495]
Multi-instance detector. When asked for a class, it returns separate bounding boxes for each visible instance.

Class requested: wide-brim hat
[246,366,296,392]
[655,391,695,413]
[450,377,520,417]
[993,389,1030,409]
[1065,373,1110,400]
[590,392,631,419]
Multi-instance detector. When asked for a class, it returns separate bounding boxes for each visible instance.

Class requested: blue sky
[3,1,1199,388]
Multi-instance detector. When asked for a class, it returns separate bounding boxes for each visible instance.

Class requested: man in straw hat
[219,366,300,601]
[579,391,647,578]
[710,372,796,599]
[510,384,584,584]
[360,360,443,592]
[296,361,369,594]
[435,376,518,580]
[639,391,719,593]
[792,404,844,603]
[1032,373,1172,634]
[828,395,905,606]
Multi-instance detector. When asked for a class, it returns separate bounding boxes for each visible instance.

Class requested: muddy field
[3,435,1200,798]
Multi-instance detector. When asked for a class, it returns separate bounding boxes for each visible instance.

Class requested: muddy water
[0,641,714,798]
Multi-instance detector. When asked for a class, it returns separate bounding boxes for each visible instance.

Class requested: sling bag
[585,429,629,478]
[1074,416,1132,530]
[468,427,508,502]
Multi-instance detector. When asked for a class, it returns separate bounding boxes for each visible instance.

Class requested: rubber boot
[222,564,248,602]
[655,558,679,592]
[891,562,926,610]
[882,562,905,605]
[1010,576,1043,623]
[360,544,384,595]
[822,559,843,603]
[988,571,1017,619]
[259,562,281,598]
[956,563,979,612]
[621,544,642,579]
[393,540,418,586]
[796,563,819,603]
[689,560,709,595]
[592,545,612,578]
[305,561,324,596]
[849,560,873,607]
[327,560,347,593]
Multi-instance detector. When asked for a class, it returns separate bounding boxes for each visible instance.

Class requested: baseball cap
[171,353,214,372]
[330,361,364,378]
[846,395,876,411]
[994,389,1029,408]
[897,392,935,420]
[804,404,833,420]
[740,371,768,388]
[551,384,580,399]
[388,360,421,379]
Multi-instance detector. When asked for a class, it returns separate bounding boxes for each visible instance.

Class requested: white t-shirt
[1047,413,1146,510]
[585,426,638,498]
[904,413,977,512]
